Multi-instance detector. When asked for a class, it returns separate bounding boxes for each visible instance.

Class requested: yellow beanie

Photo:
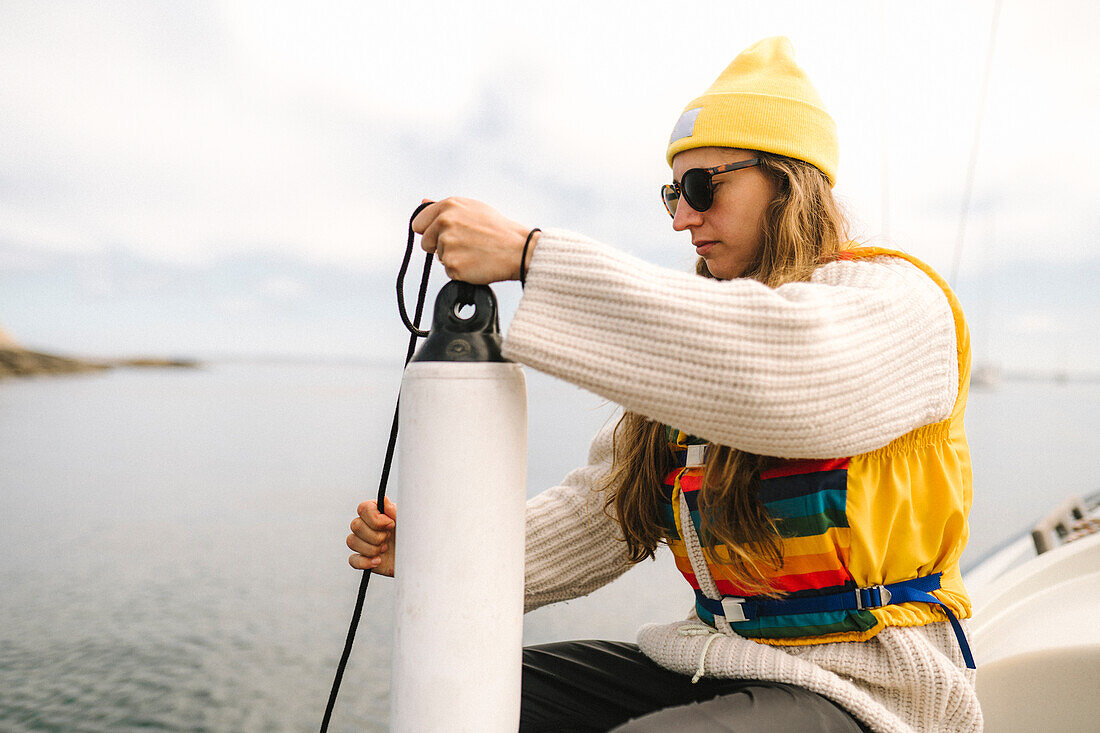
[666,36,838,185]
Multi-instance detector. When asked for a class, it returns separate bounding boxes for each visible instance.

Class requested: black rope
[397,203,435,338]
[320,201,435,733]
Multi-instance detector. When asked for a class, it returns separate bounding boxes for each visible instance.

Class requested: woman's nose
[671,200,703,231]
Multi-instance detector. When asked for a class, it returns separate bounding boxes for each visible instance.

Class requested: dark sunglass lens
[661,184,679,216]
[681,169,712,212]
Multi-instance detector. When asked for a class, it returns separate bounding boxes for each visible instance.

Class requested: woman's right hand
[347,497,396,577]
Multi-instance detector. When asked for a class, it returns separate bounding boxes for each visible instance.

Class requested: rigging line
[879,1,890,240]
[950,0,1004,289]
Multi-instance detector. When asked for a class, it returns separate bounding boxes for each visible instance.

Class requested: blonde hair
[605,151,848,596]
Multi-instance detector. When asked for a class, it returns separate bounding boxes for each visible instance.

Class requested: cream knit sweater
[503,229,983,732]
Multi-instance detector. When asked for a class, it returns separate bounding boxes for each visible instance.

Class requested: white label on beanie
[669,107,703,144]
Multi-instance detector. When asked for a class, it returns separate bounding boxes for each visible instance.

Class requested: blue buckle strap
[695,573,975,669]
[856,584,891,609]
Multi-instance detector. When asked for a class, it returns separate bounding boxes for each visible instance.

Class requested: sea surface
[1,363,1097,732]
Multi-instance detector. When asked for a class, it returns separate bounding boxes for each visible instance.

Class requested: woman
[348,37,982,732]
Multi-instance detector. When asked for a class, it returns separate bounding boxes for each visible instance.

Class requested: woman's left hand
[411,197,538,284]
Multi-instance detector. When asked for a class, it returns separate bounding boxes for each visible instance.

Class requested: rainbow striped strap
[694,573,976,669]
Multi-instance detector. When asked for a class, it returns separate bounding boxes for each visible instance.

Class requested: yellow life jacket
[659,248,974,663]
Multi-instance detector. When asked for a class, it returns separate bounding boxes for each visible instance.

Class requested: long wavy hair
[604,151,849,596]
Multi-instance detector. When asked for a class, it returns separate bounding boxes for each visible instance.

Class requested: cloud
[0,203,96,254]
[261,276,308,301]
[0,0,1097,363]
[0,2,406,268]
[1008,312,1071,336]
[3,0,1097,277]
[216,295,261,315]
[0,241,419,358]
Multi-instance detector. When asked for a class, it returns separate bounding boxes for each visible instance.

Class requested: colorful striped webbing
[660,430,878,641]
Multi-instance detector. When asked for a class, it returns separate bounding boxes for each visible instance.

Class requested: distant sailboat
[969,363,1002,390]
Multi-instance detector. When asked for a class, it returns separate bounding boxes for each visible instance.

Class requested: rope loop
[396,201,436,337]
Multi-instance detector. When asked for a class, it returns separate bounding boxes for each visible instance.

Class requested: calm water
[1,363,1097,732]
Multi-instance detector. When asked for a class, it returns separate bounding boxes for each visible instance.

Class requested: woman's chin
[703,260,744,281]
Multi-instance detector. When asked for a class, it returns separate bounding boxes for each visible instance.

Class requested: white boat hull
[966,498,1100,732]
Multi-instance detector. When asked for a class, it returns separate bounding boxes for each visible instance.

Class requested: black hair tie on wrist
[519,228,541,289]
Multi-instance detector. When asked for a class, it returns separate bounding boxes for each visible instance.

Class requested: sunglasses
[661,158,762,217]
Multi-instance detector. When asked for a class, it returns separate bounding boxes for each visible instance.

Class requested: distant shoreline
[0,348,198,379]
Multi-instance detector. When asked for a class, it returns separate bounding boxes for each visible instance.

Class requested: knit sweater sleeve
[502,228,959,459]
[524,419,635,613]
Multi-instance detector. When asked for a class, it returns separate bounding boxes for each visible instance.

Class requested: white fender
[392,360,527,732]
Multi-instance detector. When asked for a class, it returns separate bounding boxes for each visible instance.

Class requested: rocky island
[0,326,197,378]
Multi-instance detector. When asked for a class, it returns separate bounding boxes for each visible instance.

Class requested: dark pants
[520,640,872,733]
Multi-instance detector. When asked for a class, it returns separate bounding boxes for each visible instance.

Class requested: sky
[1,0,1097,372]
